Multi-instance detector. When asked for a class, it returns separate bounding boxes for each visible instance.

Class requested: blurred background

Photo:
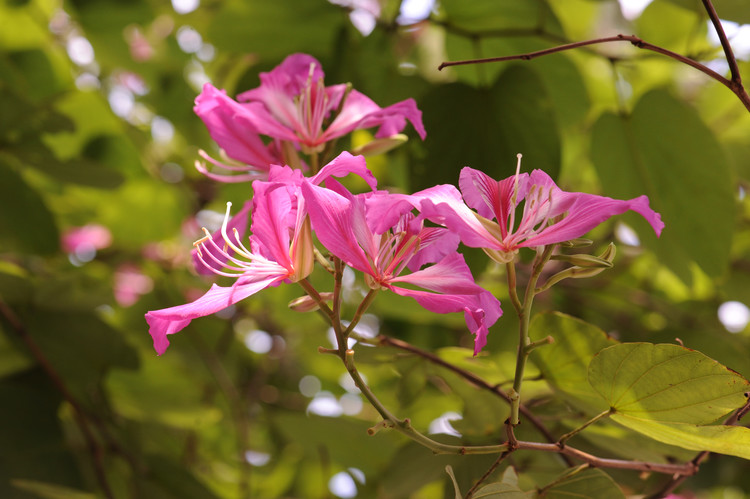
[1,0,750,497]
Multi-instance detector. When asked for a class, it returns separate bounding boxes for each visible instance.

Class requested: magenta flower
[301,182,502,355]
[193,84,292,183]
[421,157,665,263]
[235,53,426,154]
[146,153,373,355]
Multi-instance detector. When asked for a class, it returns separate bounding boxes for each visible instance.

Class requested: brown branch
[701,0,742,84]
[465,451,512,499]
[439,34,750,113]
[516,441,698,476]
[375,334,574,466]
[0,299,114,498]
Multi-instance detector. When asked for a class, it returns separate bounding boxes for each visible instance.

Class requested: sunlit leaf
[531,312,615,414]
[611,414,750,460]
[588,343,749,423]
[540,468,624,498]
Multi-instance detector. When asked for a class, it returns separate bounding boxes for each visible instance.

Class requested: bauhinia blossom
[146,152,374,355]
[301,181,502,355]
[421,155,665,263]
[235,53,426,155]
[193,84,291,183]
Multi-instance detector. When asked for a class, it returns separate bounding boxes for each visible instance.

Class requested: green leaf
[611,414,750,460]
[439,0,559,33]
[25,310,139,391]
[105,353,221,430]
[473,469,529,498]
[416,66,560,190]
[445,465,462,499]
[139,455,221,499]
[588,343,749,423]
[491,66,561,179]
[665,0,750,24]
[207,0,344,60]
[0,0,55,49]
[540,468,624,498]
[591,89,735,280]
[10,480,96,499]
[0,370,84,496]
[0,161,59,255]
[473,482,529,498]
[531,312,616,414]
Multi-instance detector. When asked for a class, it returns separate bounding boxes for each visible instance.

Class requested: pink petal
[349,94,426,140]
[249,182,295,267]
[194,83,281,168]
[389,283,501,356]
[407,227,460,272]
[420,191,504,251]
[459,167,529,234]
[521,193,664,248]
[146,275,284,355]
[301,182,375,275]
[311,152,377,191]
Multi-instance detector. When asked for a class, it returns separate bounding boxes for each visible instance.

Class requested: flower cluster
[146,54,663,357]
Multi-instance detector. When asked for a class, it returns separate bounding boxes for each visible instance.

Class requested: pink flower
[421,156,665,263]
[146,153,373,354]
[190,152,376,275]
[114,264,153,307]
[235,53,426,154]
[193,84,292,183]
[301,182,502,355]
[61,224,112,257]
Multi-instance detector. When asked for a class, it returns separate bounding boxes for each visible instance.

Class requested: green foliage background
[1,0,750,497]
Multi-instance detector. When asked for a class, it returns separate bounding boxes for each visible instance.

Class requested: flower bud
[291,216,315,282]
[288,292,334,312]
[351,134,408,156]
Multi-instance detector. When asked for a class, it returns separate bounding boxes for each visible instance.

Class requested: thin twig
[0,300,114,498]
[701,0,742,83]
[439,34,750,112]
[516,441,698,475]
[465,451,511,498]
[374,334,573,465]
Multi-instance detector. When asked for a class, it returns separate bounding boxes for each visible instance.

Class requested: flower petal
[420,187,505,251]
[311,152,377,191]
[521,192,664,248]
[146,275,284,355]
[328,91,426,141]
[194,83,281,168]
[459,167,529,233]
[301,182,374,274]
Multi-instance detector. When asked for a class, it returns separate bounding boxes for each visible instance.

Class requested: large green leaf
[207,0,345,60]
[588,343,749,423]
[439,0,560,33]
[531,312,616,414]
[540,468,624,499]
[0,161,59,255]
[416,66,560,190]
[665,0,750,24]
[611,414,750,460]
[591,89,735,281]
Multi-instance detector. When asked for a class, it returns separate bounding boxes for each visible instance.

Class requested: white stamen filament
[220,202,246,257]
[507,153,523,236]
